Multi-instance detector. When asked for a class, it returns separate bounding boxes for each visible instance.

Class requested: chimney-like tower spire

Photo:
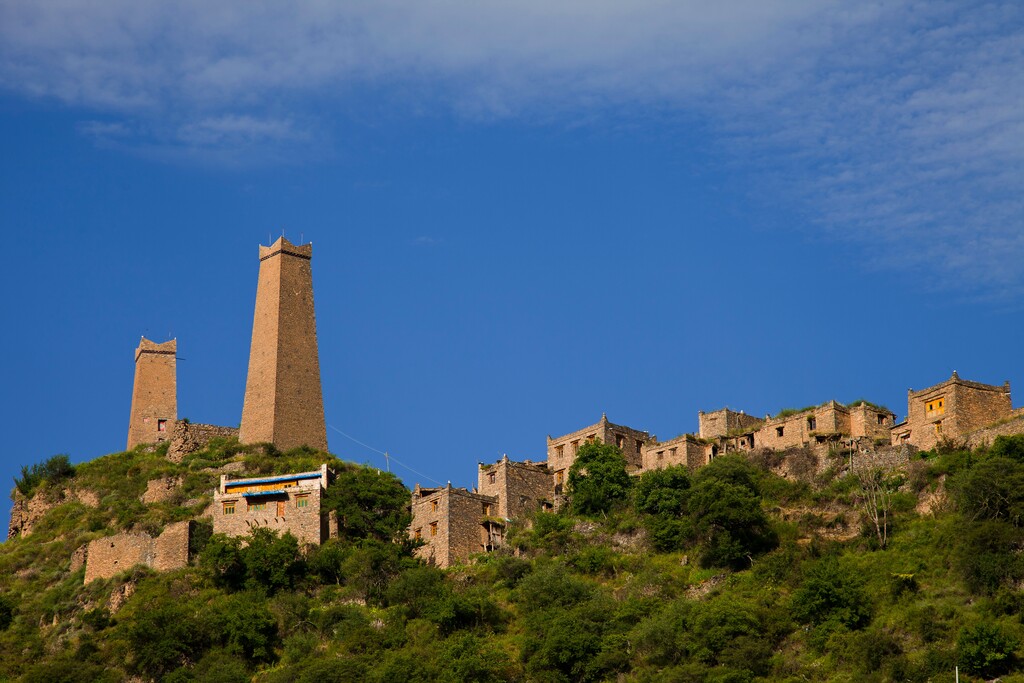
[239,237,328,451]
[127,337,177,450]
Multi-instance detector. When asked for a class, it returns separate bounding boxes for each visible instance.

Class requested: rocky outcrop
[8,488,100,540]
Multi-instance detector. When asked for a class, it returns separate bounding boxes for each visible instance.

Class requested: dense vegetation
[4,435,1024,681]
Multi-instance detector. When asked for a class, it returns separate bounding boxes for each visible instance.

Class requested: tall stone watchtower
[127,337,177,450]
[239,237,328,451]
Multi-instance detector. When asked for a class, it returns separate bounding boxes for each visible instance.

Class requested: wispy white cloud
[0,0,1021,293]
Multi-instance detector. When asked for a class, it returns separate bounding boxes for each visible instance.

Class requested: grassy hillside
[3,436,1024,682]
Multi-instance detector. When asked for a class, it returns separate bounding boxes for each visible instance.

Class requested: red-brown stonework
[212,465,330,546]
[84,521,192,583]
[409,484,498,568]
[126,337,177,450]
[239,237,328,452]
[892,373,1013,451]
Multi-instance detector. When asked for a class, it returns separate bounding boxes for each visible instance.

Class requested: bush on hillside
[567,443,633,515]
[13,454,75,498]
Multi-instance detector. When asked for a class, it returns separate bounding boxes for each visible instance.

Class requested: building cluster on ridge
[73,237,1024,579]
[412,374,1023,567]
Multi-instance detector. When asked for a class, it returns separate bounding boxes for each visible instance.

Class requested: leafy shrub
[13,454,75,497]
[567,442,633,515]
[991,434,1024,463]
[955,520,1024,594]
[791,557,871,630]
[952,457,1024,524]
[200,529,304,593]
[957,622,1018,678]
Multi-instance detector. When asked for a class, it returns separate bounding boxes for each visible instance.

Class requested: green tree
[634,465,692,552]
[322,466,411,542]
[687,477,776,568]
[567,442,632,515]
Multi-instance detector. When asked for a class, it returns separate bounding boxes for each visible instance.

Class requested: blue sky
[0,1,1021,526]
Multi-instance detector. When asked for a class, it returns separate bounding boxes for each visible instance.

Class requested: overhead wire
[327,423,445,486]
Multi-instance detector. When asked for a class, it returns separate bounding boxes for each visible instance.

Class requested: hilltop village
[18,237,1024,579]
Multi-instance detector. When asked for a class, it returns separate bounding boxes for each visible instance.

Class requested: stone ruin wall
[83,520,192,583]
[167,422,240,463]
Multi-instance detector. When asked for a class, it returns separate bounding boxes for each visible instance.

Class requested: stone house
[891,372,1013,451]
[477,456,552,519]
[751,400,895,452]
[547,414,652,491]
[409,484,500,568]
[212,465,332,546]
[641,433,711,471]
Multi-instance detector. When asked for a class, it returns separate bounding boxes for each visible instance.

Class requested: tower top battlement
[135,337,176,362]
[258,237,312,261]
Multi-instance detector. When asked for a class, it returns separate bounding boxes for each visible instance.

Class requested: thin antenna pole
[385,451,390,473]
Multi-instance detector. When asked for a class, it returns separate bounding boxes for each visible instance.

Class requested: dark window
[776,426,784,437]
[157,419,168,432]
[807,417,816,431]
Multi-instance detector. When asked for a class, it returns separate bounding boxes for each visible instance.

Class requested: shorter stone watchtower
[127,337,177,450]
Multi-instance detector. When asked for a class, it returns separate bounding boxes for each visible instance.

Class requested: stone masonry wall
[642,434,707,471]
[965,411,1024,449]
[84,521,192,583]
[142,477,182,504]
[167,422,240,463]
[477,457,551,519]
[698,409,764,439]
